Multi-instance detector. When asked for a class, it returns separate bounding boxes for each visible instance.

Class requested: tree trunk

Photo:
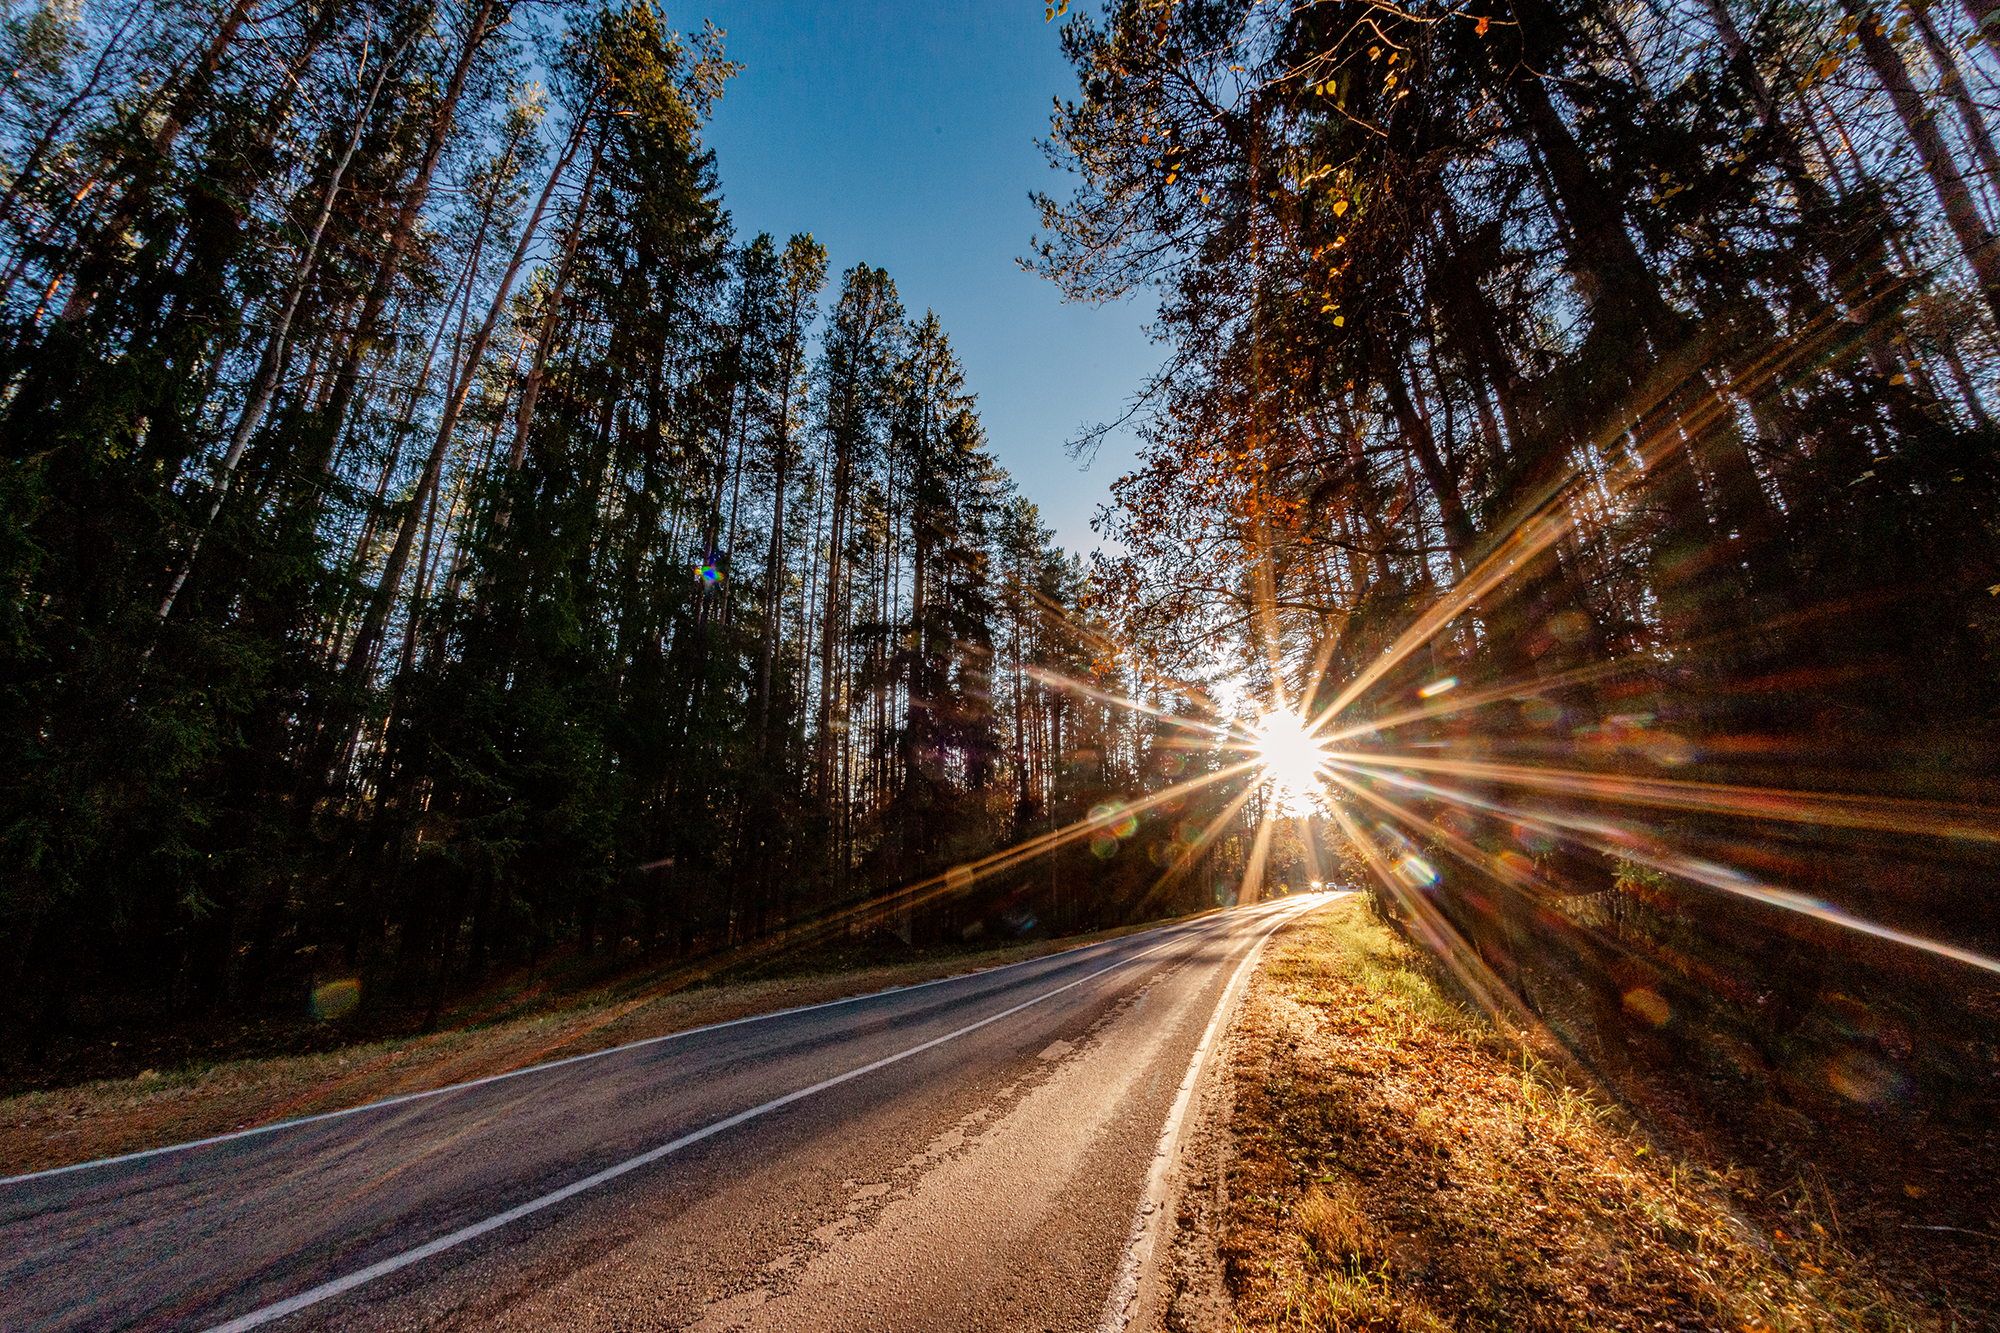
[60,0,259,324]
[154,29,412,624]
[314,0,504,464]
[499,140,600,499]
[1703,0,1910,380]
[1912,0,2000,217]
[1846,0,2000,324]
[1385,365,1474,559]
[757,311,809,754]
[816,435,851,799]
[1962,0,2000,57]
[337,99,595,697]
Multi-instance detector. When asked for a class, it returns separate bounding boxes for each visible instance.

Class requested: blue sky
[688,0,1157,557]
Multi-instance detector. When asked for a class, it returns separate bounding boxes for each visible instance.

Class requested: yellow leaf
[1332,199,1349,216]
[1889,373,1907,386]
[1333,315,1345,326]
[1904,1183,1926,1198]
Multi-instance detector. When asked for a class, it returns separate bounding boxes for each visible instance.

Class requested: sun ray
[1326,758,2000,977]
[1020,664,1223,733]
[1322,800,1561,1052]
[1300,315,1860,739]
[1330,751,2000,845]
[1137,779,1264,910]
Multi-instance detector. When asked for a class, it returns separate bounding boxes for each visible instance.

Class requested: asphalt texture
[2,897,1323,1333]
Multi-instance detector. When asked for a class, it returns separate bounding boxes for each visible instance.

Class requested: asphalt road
[2,896,1326,1333]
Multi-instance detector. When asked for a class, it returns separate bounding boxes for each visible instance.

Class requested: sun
[1253,709,1327,816]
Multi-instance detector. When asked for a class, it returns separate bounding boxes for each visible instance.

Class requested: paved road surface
[2,897,1326,1333]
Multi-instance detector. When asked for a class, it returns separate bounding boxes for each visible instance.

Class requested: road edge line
[194,924,1212,1332]
[1095,895,1341,1333]
[2,911,1227,1188]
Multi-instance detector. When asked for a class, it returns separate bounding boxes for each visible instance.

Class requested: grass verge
[1213,897,1989,1332]
[0,911,1209,1179]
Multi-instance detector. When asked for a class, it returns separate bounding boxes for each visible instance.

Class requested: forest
[1,0,1997,1121]
[1031,0,2000,1108]
[0,0,1264,1062]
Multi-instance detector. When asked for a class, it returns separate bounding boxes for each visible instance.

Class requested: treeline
[0,0,1250,1046]
[1036,0,1999,1098]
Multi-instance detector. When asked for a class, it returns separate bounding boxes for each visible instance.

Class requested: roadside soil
[1168,897,1996,1332]
[0,914,1209,1178]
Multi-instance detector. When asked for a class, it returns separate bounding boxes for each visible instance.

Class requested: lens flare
[1253,709,1327,816]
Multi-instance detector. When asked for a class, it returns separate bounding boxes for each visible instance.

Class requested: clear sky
[688,0,1157,558]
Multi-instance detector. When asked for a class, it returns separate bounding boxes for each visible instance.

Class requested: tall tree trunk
[755,388,792,755]
[154,29,412,624]
[314,0,503,466]
[0,4,147,255]
[816,436,851,799]
[336,99,595,700]
[1912,0,2000,215]
[1846,0,2000,324]
[60,0,259,324]
[1385,365,1474,560]
[1703,0,1910,380]
[498,140,600,502]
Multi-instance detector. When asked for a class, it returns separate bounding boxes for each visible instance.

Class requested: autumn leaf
[1476,14,1490,36]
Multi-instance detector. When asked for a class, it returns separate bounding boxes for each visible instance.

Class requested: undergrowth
[1215,899,1986,1332]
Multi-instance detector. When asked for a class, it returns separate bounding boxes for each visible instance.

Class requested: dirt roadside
[1151,898,1995,1332]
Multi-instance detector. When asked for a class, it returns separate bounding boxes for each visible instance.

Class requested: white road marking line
[1097,895,1341,1332]
[197,921,1223,1332]
[3,912,1226,1188]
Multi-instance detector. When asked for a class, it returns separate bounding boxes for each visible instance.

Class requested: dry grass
[0,914,1204,1178]
[1216,898,1987,1332]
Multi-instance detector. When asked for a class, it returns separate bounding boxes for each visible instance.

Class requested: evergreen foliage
[1034,0,2000,1075]
[0,0,1239,1057]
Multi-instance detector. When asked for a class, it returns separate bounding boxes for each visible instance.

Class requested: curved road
[2,897,1326,1333]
